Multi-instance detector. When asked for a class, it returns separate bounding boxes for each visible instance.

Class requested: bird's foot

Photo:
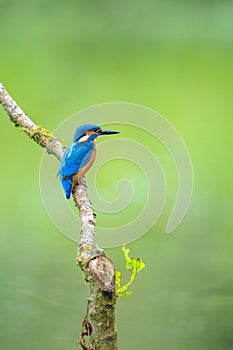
[72,177,87,193]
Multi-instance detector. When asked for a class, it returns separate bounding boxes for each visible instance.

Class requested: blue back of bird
[57,141,94,199]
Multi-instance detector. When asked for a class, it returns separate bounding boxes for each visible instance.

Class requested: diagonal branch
[0,83,65,161]
[0,82,117,350]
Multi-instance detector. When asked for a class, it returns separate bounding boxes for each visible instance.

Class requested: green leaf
[122,291,132,297]
[137,260,145,272]
[125,260,134,271]
[116,245,146,298]
[115,270,121,288]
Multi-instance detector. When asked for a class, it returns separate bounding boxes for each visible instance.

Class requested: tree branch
[0,83,117,350]
[0,83,65,161]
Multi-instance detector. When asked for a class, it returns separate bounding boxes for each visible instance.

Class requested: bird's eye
[91,127,102,133]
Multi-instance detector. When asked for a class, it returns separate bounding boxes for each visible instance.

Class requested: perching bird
[57,124,119,199]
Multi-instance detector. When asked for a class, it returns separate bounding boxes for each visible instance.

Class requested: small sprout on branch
[116,245,145,298]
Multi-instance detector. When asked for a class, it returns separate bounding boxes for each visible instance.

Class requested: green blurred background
[0,0,233,349]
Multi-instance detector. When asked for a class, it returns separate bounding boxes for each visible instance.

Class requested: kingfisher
[57,124,119,199]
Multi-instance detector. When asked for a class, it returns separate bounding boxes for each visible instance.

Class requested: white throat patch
[78,135,89,142]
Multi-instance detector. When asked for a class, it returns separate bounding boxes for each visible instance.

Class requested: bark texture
[0,83,117,350]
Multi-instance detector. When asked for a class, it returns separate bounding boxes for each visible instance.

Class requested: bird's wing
[57,142,94,179]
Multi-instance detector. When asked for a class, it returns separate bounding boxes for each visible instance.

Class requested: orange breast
[73,145,97,184]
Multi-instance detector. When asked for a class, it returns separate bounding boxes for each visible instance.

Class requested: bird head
[73,124,119,142]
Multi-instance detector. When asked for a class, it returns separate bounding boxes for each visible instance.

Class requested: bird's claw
[72,177,87,193]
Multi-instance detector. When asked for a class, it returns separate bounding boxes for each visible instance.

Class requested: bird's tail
[62,177,73,199]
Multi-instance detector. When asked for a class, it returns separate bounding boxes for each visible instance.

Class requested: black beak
[100,129,120,135]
